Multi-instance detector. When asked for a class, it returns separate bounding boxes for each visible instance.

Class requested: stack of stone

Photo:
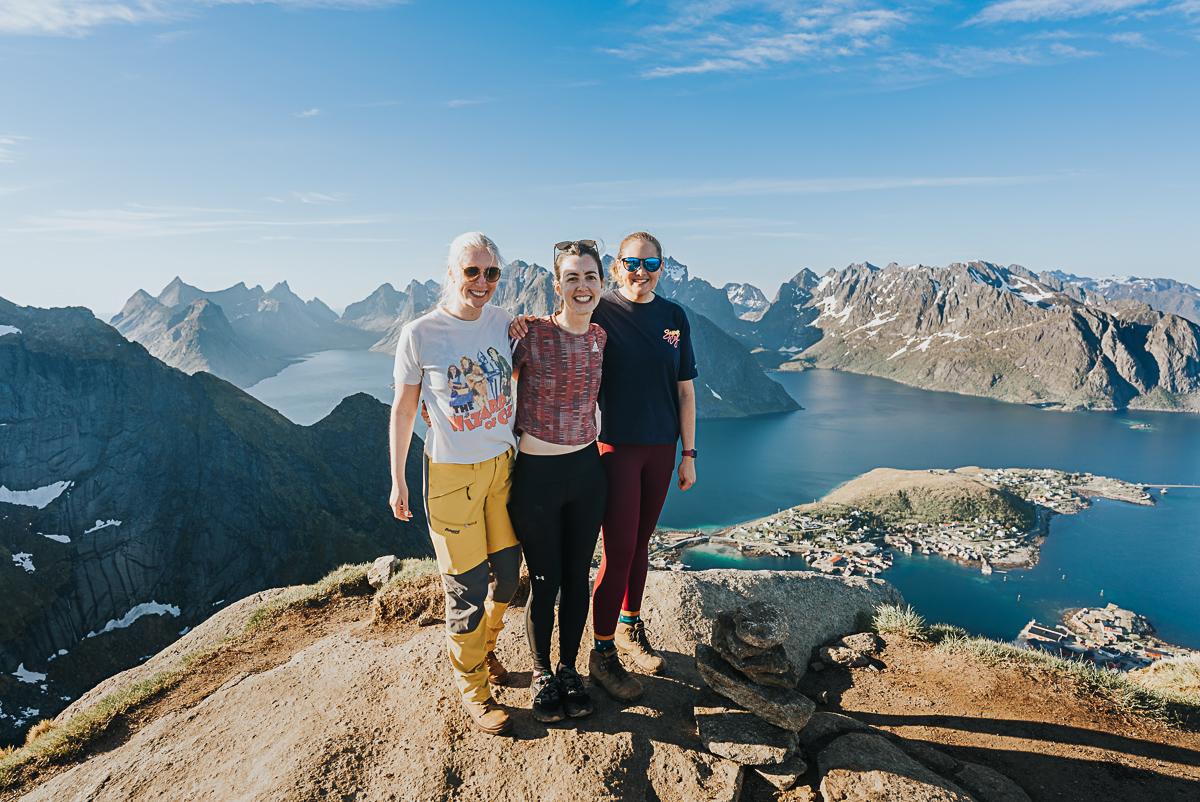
[693,601,817,792]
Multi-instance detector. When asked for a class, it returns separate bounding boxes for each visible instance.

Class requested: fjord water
[248,354,1200,647]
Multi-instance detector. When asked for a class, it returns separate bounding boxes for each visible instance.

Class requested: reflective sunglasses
[554,239,598,252]
[463,265,502,283]
[621,256,662,273]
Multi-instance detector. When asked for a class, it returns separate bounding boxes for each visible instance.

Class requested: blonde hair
[440,231,504,307]
[612,231,663,282]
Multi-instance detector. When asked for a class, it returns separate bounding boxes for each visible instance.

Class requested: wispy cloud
[876,41,1098,85]
[444,97,495,108]
[573,173,1069,200]
[968,0,1155,25]
[0,133,28,163]
[293,191,346,204]
[626,1,911,79]
[0,1,410,36]
[7,203,388,238]
[293,107,321,118]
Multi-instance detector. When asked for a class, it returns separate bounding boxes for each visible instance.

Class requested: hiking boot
[556,664,594,719]
[615,621,666,675]
[461,696,512,736]
[485,651,509,686]
[530,670,566,724]
[589,648,643,702]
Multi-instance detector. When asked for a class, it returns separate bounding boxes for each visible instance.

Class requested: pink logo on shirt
[662,328,681,347]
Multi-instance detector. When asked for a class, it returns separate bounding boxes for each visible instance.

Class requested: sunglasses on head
[554,239,598,252]
[621,256,662,273]
[463,265,502,283]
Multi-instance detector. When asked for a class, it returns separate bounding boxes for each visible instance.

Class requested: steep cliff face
[0,298,428,744]
[788,262,1200,411]
[110,278,374,387]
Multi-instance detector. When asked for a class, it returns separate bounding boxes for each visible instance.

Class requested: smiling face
[449,246,499,311]
[555,254,604,317]
[617,238,661,302]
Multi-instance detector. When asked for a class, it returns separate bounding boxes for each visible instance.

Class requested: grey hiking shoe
[589,648,643,702]
[530,670,566,723]
[615,621,666,675]
[556,664,594,718]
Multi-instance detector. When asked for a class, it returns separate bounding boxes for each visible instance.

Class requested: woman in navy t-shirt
[586,230,697,701]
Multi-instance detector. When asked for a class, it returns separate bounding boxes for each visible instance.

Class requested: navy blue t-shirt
[592,289,698,445]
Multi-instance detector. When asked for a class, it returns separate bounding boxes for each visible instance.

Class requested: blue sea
[247,354,1200,648]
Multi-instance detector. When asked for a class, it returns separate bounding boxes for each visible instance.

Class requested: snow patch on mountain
[0,480,73,509]
[12,664,46,684]
[86,601,182,638]
[84,519,122,534]
[11,552,35,573]
[0,324,20,336]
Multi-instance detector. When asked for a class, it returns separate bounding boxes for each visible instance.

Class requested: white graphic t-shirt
[393,304,516,464]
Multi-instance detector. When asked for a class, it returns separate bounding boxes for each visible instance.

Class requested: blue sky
[1,0,1198,313]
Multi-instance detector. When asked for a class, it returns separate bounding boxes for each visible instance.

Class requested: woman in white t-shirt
[389,231,520,737]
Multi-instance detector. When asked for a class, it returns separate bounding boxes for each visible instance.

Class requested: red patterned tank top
[512,317,606,446]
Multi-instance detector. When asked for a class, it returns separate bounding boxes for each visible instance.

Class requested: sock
[594,636,616,652]
[619,610,641,626]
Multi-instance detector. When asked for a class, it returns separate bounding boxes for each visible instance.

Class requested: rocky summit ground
[3,566,1197,802]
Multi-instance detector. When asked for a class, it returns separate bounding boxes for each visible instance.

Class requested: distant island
[1018,602,1200,672]
[652,466,1154,575]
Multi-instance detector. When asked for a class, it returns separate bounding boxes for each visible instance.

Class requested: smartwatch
[681,449,698,459]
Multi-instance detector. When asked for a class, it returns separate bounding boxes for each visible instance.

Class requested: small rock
[696,645,815,731]
[840,632,884,655]
[818,733,974,802]
[714,613,775,660]
[953,761,1033,802]
[798,712,872,751]
[753,751,808,791]
[733,601,789,649]
[367,555,401,589]
[741,665,801,690]
[695,705,798,766]
[818,645,871,668]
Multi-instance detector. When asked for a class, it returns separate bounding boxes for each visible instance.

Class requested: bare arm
[389,382,423,520]
[677,379,697,491]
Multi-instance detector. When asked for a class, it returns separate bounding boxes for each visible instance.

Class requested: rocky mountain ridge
[785,261,1200,411]
[110,277,375,387]
[0,298,429,745]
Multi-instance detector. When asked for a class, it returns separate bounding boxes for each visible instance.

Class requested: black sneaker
[556,664,594,718]
[530,670,566,723]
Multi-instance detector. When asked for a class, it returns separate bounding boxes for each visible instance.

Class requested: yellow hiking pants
[424,449,521,704]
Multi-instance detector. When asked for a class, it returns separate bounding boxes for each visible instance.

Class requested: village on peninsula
[648,466,1199,670]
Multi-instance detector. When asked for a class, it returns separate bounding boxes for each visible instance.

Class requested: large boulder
[694,704,798,766]
[641,570,903,679]
[818,732,974,802]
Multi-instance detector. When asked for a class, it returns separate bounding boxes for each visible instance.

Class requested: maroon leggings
[592,442,676,638]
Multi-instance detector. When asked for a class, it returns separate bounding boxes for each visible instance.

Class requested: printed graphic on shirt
[446,348,514,432]
[662,328,681,347]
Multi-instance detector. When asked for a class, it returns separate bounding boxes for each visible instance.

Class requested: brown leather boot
[614,621,665,675]
[461,696,512,735]
[485,651,509,686]
[588,648,643,702]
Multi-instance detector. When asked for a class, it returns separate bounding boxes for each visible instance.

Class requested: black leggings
[508,445,607,673]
